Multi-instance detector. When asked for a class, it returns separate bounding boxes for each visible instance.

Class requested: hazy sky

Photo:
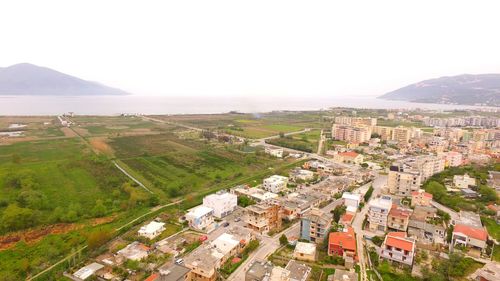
[1,0,499,96]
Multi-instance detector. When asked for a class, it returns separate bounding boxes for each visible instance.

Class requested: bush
[364,186,374,202]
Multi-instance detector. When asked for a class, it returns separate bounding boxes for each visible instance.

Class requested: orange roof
[411,191,433,198]
[139,244,151,251]
[453,224,488,241]
[328,227,356,251]
[389,207,411,219]
[339,151,359,158]
[144,273,159,281]
[385,232,414,252]
[340,213,354,223]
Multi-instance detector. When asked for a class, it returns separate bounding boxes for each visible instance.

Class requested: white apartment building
[185,205,215,232]
[203,191,237,218]
[368,196,393,232]
[263,175,289,193]
[342,192,362,209]
[453,174,476,189]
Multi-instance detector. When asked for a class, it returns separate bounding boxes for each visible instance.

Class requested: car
[175,258,184,264]
[222,222,230,227]
[234,218,241,222]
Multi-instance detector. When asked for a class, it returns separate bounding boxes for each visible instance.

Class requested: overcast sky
[1,0,499,97]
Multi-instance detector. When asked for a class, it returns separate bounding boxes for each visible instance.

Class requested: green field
[265,130,321,153]
[70,115,171,136]
[109,133,289,199]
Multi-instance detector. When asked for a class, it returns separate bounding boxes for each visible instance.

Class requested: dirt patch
[89,137,114,155]
[73,127,90,136]
[60,127,78,137]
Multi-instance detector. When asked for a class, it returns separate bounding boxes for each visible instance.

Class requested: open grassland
[69,115,172,137]
[109,133,292,199]
[266,129,321,153]
[151,111,327,139]
[0,116,65,141]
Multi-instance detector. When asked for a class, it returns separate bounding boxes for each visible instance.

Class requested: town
[27,108,497,281]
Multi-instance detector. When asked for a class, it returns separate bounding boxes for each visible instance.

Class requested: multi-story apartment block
[387,206,412,231]
[368,196,393,232]
[203,191,237,218]
[300,208,332,243]
[334,116,376,127]
[388,165,421,197]
[263,175,289,193]
[441,151,463,167]
[391,126,412,144]
[372,126,393,141]
[331,124,372,143]
[244,202,282,234]
[379,232,416,266]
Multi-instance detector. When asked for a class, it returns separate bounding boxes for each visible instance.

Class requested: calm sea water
[0,95,490,115]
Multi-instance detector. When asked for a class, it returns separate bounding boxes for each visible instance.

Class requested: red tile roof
[411,191,433,198]
[144,273,159,281]
[453,224,488,241]
[340,213,354,223]
[329,227,356,251]
[389,206,411,219]
[385,232,414,252]
[339,151,359,158]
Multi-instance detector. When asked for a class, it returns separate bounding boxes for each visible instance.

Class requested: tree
[149,194,160,206]
[92,199,107,217]
[364,186,374,202]
[332,205,346,223]
[0,204,38,232]
[360,163,369,168]
[87,228,112,250]
[279,234,289,246]
[446,225,454,244]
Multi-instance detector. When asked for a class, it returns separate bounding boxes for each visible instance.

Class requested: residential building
[453,174,476,189]
[411,190,432,207]
[210,233,241,264]
[263,175,289,193]
[368,196,393,232]
[285,260,311,281]
[372,126,393,141]
[452,224,488,252]
[185,205,215,232]
[289,168,315,182]
[117,242,150,261]
[244,202,282,234]
[442,151,463,167]
[388,165,421,197]
[265,147,284,158]
[233,186,279,202]
[387,205,412,231]
[379,232,416,266]
[293,242,317,262]
[339,213,354,228]
[245,260,290,281]
[151,263,192,281]
[300,208,332,243]
[470,262,500,281]
[407,215,446,245]
[73,263,104,280]
[331,124,371,143]
[342,192,362,209]
[334,116,377,127]
[183,245,220,281]
[329,270,358,281]
[334,151,364,164]
[392,126,412,144]
[138,221,166,239]
[203,191,237,218]
[328,227,357,262]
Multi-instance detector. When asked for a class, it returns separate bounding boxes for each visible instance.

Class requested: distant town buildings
[331,124,371,144]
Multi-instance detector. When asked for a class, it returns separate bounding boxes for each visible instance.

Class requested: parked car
[234,218,241,222]
[222,222,230,227]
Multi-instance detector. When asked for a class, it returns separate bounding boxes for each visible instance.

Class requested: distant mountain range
[0,63,129,96]
[379,74,500,107]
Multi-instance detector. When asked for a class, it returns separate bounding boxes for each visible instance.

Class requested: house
[138,221,166,239]
[411,190,432,207]
[210,233,241,264]
[339,213,354,228]
[289,168,315,182]
[146,263,192,281]
[73,263,104,280]
[407,206,445,244]
[203,191,237,218]
[285,260,311,281]
[293,242,316,262]
[244,202,282,234]
[265,147,284,158]
[334,151,364,164]
[300,208,332,243]
[453,174,476,189]
[452,224,488,252]
[183,245,221,281]
[328,269,358,281]
[367,196,393,232]
[185,205,215,232]
[117,242,150,261]
[470,262,500,281]
[342,192,362,209]
[233,186,279,202]
[387,205,412,232]
[328,227,356,261]
[263,175,289,193]
[379,232,416,266]
[461,188,479,198]
[245,260,290,281]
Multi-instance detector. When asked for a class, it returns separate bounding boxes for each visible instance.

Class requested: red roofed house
[339,213,354,228]
[334,151,364,165]
[452,224,488,252]
[387,205,412,231]
[379,232,416,266]
[411,189,433,207]
[328,227,357,263]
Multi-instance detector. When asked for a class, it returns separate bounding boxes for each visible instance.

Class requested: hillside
[379,74,500,106]
[0,63,129,96]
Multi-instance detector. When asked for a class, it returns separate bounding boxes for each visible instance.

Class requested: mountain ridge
[379,74,500,106]
[0,63,129,96]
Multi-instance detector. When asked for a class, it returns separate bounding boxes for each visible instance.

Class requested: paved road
[351,174,387,281]
[430,200,459,223]
[113,160,153,194]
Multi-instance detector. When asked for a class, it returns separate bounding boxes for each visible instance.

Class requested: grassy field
[0,116,65,139]
[69,115,172,137]
[482,217,500,241]
[266,129,321,153]
[109,133,291,199]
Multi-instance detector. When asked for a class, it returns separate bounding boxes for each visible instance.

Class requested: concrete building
[203,191,237,218]
[441,151,463,167]
[293,242,317,262]
[368,196,393,232]
[342,192,362,209]
[392,126,412,144]
[334,151,364,164]
[379,232,416,266]
[329,269,358,281]
[411,190,433,207]
[331,124,371,144]
[452,224,488,252]
[334,116,376,127]
[233,186,279,202]
[372,126,393,141]
[285,260,311,281]
[387,205,412,231]
[244,202,282,234]
[185,205,215,232]
[73,263,104,280]
[138,221,166,239]
[388,165,421,197]
[117,242,150,261]
[453,174,476,189]
[150,263,192,281]
[245,260,290,281]
[300,208,331,243]
[470,262,500,281]
[328,227,356,262]
[263,175,289,193]
[289,168,315,182]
